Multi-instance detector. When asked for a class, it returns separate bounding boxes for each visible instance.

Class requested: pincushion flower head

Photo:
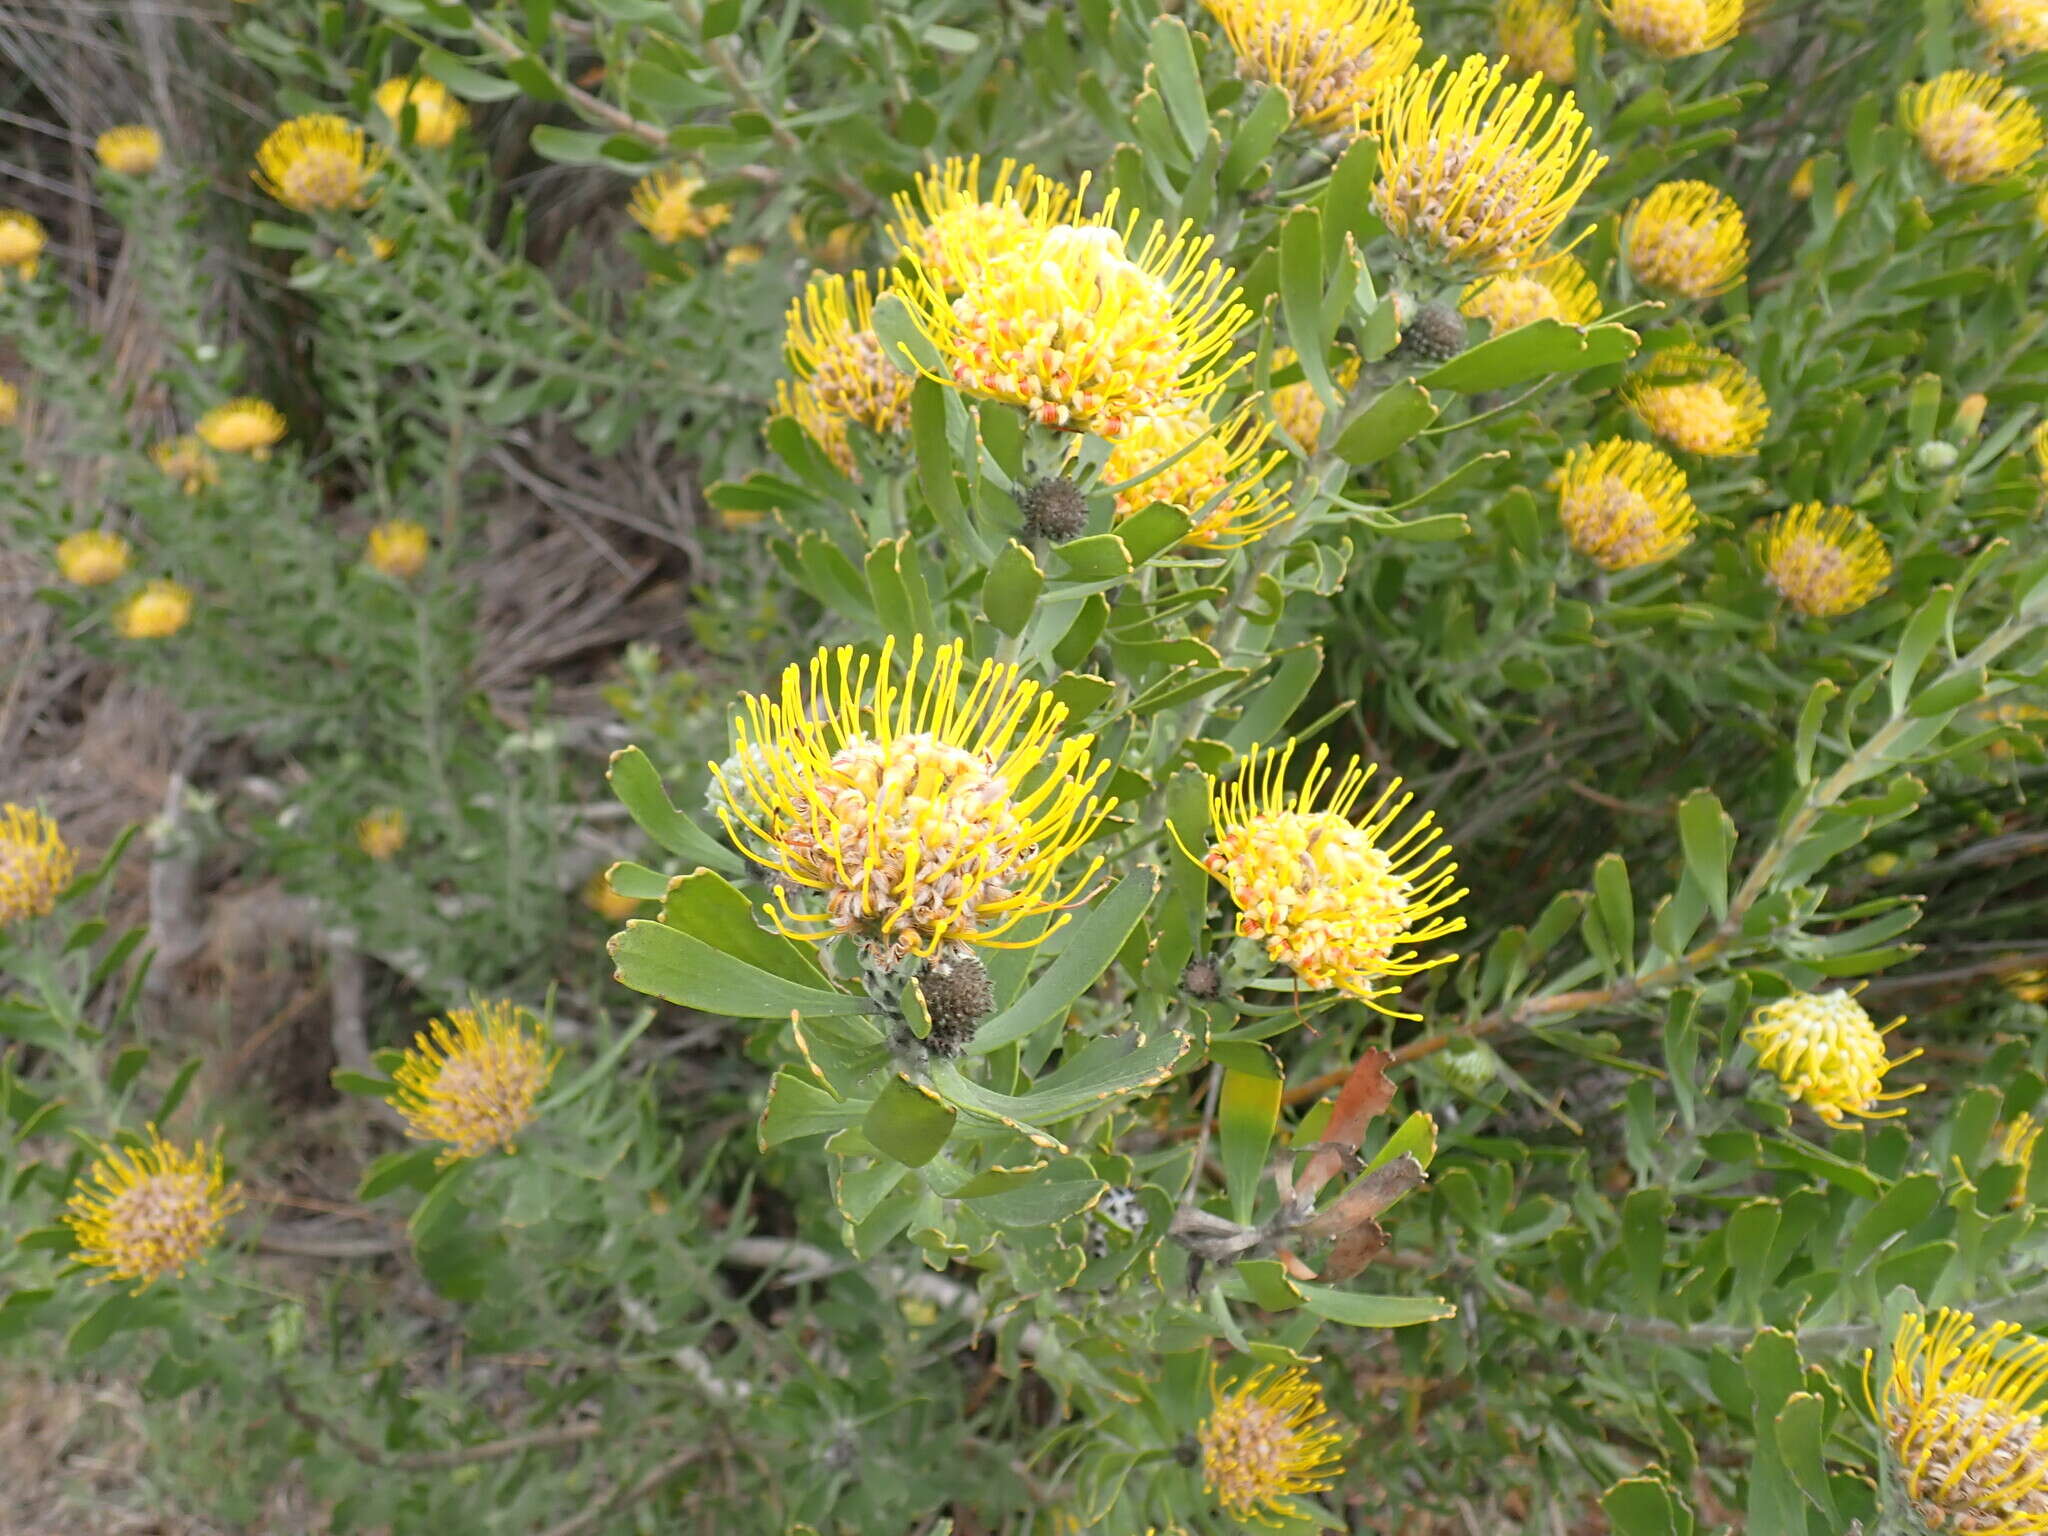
[355,807,406,861]
[391,1000,559,1162]
[1622,345,1770,457]
[1602,0,1742,58]
[197,397,286,458]
[152,435,217,493]
[0,208,46,282]
[1902,71,2045,184]
[1202,0,1422,130]
[65,1128,239,1291]
[1745,989,1921,1124]
[1194,738,1464,1014]
[1623,180,1749,299]
[775,269,916,475]
[373,76,468,148]
[1,803,74,928]
[1367,53,1605,273]
[253,114,378,211]
[712,636,1115,964]
[1873,1309,2048,1534]
[56,530,132,587]
[1974,0,2048,56]
[889,156,1073,296]
[1100,405,1293,548]
[366,519,430,579]
[1756,503,1891,619]
[1460,253,1600,334]
[116,579,192,640]
[628,169,731,245]
[1199,1366,1345,1524]
[1270,346,1361,453]
[1497,0,1579,84]
[1552,439,1698,571]
[96,125,163,176]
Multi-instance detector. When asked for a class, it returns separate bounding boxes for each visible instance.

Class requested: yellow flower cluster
[1100,405,1292,548]
[1623,180,1749,299]
[1202,0,1421,130]
[65,1128,239,1290]
[96,125,163,176]
[0,803,74,928]
[1553,439,1698,571]
[891,158,1074,295]
[1199,1366,1345,1523]
[0,379,17,426]
[116,579,193,640]
[390,1000,560,1162]
[1496,0,1579,85]
[1974,0,2048,56]
[1603,0,1743,59]
[198,397,287,458]
[56,530,132,587]
[373,76,468,148]
[152,435,219,493]
[1756,503,1892,618]
[1744,990,1921,1123]
[629,169,732,245]
[366,519,431,579]
[356,807,407,860]
[1902,70,2044,185]
[1270,346,1362,453]
[1461,254,1600,335]
[776,269,916,475]
[1622,345,1770,457]
[254,114,379,211]
[0,207,46,283]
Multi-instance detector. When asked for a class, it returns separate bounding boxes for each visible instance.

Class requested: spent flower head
[1202,0,1423,130]
[65,1128,239,1290]
[1199,1366,1345,1524]
[1461,253,1600,333]
[1497,0,1580,84]
[1552,439,1698,571]
[116,579,192,640]
[1602,0,1742,58]
[391,1000,559,1162]
[1756,503,1892,619]
[56,530,132,587]
[366,519,430,579]
[889,156,1074,295]
[1101,404,1293,548]
[1745,989,1921,1123]
[628,169,731,245]
[197,397,286,458]
[1902,70,2045,184]
[0,803,74,928]
[253,114,378,211]
[1621,345,1769,456]
[95,125,163,175]
[1623,180,1749,299]
[776,269,916,475]
[0,208,46,282]
[373,76,469,148]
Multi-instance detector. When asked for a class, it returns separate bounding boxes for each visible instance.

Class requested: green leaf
[864,1074,957,1167]
[1592,852,1635,969]
[1676,789,1734,923]
[331,1069,394,1097]
[659,869,831,986]
[970,870,1160,1052]
[1147,16,1208,154]
[1911,666,1986,718]
[1891,586,1956,715]
[1600,1477,1693,1536]
[871,292,941,374]
[1053,533,1133,583]
[938,1025,1188,1127]
[963,1156,1106,1225]
[1792,679,1837,785]
[1422,320,1639,393]
[1220,1062,1282,1225]
[1843,1171,1940,1270]
[1621,1187,1671,1313]
[1279,206,1335,407]
[420,45,525,101]
[609,920,879,1018]
[68,1292,176,1358]
[1328,381,1437,466]
[359,1146,443,1201]
[1774,1393,1840,1522]
[982,541,1046,636]
[1116,501,1193,564]
[1219,85,1290,195]
[606,747,741,874]
[759,1067,864,1148]
[1293,1284,1456,1328]
[1365,1110,1437,1174]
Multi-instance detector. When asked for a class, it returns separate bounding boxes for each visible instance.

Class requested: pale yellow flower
[629,170,731,244]
[1745,990,1920,1122]
[1623,180,1749,299]
[1460,253,1600,333]
[65,1128,239,1291]
[1202,0,1422,129]
[1497,0,1580,84]
[0,208,46,282]
[390,1000,559,1162]
[1902,70,2045,184]
[1602,0,1742,58]
[95,125,163,175]
[1756,503,1892,619]
[0,803,75,928]
[197,397,286,458]
[355,807,406,861]
[373,77,468,148]
[115,580,192,640]
[365,519,430,579]
[775,269,916,475]
[253,114,379,211]
[55,530,132,587]
[1552,439,1697,571]
[1621,345,1769,457]
[1200,1367,1345,1524]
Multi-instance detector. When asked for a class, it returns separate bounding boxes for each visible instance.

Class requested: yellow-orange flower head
[1873,1309,2048,1534]
[713,636,1115,963]
[1757,503,1891,619]
[391,1000,559,1162]
[1974,0,2048,56]
[356,807,406,861]
[96,125,163,176]
[775,269,916,475]
[1622,346,1769,457]
[152,435,218,493]
[55,530,132,587]
[1553,439,1698,571]
[1199,1366,1345,1525]
[889,156,1074,296]
[0,208,46,282]
[1745,990,1921,1124]
[115,579,192,640]
[366,519,430,579]
[1497,0,1579,84]
[1602,0,1742,58]
[1270,346,1361,453]
[253,114,378,212]
[0,380,17,426]
[197,397,286,458]
[1102,405,1293,548]
[0,803,74,928]
[1623,180,1748,299]
[373,76,468,148]
[1902,71,2046,185]
[1202,0,1423,130]
[628,169,731,245]
[1367,53,1605,273]
[1196,739,1464,1014]
[1461,253,1600,334]
[65,1128,239,1291]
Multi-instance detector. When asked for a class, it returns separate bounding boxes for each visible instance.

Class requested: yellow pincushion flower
[1745,990,1921,1124]
[1756,503,1892,619]
[1202,0,1423,130]
[390,1000,559,1162]
[355,807,406,861]
[2034,420,2048,484]
[1270,346,1362,453]
[1367,53,1606,273]
[1552,439,1698,571]
[899,197,1252,437]
[1902,71,2045,185]
[65,1128,239,1291]
[1101,405,1293,548]
[151,435,218,492]
[115,579,192,640]
[775,269,916,475]
[712,636,1114,962]
[583,869,643,923]
[1601,0,1742,58]
[889,156,1074,296]
[1623,180,1749,299]
[365,519,430,579]
[1,803,74,928]
[253,114,378,211]
[1460,253,1600,334]
[1974,0,2048,56]
[373,76,469,148]
[0,208,46,282]
[1497,0,1580,84]
[1199,1366,1345,1524]
[1195,739,1464,1014]
[1621,346,1770,457]
[628,169,731,245]
[95,125,163,175]
[0,379,19,427]
[197,397,286,458]
[1872,1309,2048,1534]
[55,530,132,587]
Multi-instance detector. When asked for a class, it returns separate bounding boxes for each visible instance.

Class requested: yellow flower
[355,807,406,861]
[889,155,1075,296]
[1270,346,1362,454]
[366,519,430,579]
[1974,0,2048,57]
[0,379,18,427]
[1745,990,1921,1124]
[0,803,75,927]
[0,208,46,282]
[1202,0,1422,130]
[1789,158,1857,214]
[1101,405,1293,548]
[1601,0,1742,58]
[373,76,468,148]
[390,1000,560,1162]
[1199,1366,1345,1524]
[774,269,916,475]
[1460,253,1600,334]
[1902,70,2045,185]
[253,114,378,212]
[151,435,219,492]
[1872,1309,2048,1534]
[55,530,132,587]
[115,579,192,640]
[1497,0,1579,84]
[1194,738,1464,1014]
[1621,345,1769,457]
[95,125,163,175]
[2034,420,2048,485]
[1367,53,1605,272]
[724,243,765,269]
[198,397,286,458]
[2012,968,2048,1004]
[582,869,643,923]
[2000,1113,2044,1181]
[1552,439,1698,571]
[1756,503,1892,618]
[629,169,731,245]
[714,636,1114,962]
[1623,180,1748,299]
[899,195,1252,437]
[64,1128,239,1291]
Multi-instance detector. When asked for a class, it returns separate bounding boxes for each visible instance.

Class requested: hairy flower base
[1745,990,1921,1123]
[66,1129,239,1290]
[1622,346,1769,456]
[1200,1366,1345,1524]
[1461,254,1599,333]
[1903,71,2046,184]
[1624,180,1749,299]
[1553,439,1697,570]
[1757,503,1892,618]
[1602,0,1742,57]
[0,802,75,927]
[777,269,916,474]
[1204,0,1422,129]
[392,1001,559,1162]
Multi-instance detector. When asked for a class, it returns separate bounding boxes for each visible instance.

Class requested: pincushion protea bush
[4,0,2048,1531]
